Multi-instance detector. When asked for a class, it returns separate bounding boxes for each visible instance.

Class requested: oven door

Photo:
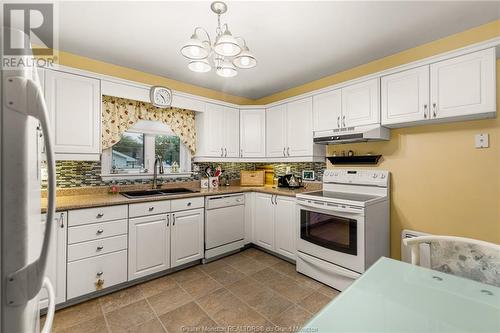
[296,199,365,273]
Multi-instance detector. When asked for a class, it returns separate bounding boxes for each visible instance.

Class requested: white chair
[403,235,500,287]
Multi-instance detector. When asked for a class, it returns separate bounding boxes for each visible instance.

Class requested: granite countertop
[41,183,320,213]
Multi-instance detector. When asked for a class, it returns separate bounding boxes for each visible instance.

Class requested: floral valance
[102,95,197,154]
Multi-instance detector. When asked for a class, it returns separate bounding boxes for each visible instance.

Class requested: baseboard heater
[401,229,431,268]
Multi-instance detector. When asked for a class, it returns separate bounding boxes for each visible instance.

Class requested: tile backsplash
[43,160,325,188]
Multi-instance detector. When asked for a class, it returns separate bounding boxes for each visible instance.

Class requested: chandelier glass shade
[180,2,256,77]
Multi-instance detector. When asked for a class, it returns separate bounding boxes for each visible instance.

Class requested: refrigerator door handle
[4,77,57,308]
[39,277,55,333]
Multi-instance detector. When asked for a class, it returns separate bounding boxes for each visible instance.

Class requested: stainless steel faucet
[152,156,164,189]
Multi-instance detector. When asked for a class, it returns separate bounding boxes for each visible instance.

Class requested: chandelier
[180,1,257,77]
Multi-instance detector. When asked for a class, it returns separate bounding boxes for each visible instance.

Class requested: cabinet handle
[187,202,192,206]
[221,147,224,157]
[287,147,290,156]
[96,271,103,277]
[172,214,176,226]
[166,215,170,227]
[148,207,154,211]
[96,246,104,251]
[432,103,437,118]
[96,229,104,234]
[342,115,346,127]
[59,212,65,228]
[337,116,340,128]
[225,148,227,157]
[423,104,428,119]
[240,149,243,158]
[283,147,286,157]
[96,213,104,218]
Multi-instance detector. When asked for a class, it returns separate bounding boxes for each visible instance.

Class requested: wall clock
[150,86,172,108]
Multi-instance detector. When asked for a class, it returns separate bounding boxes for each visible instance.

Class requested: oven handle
[297,199,364,215]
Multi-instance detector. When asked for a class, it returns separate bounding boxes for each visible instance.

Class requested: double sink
[121,187,200,199]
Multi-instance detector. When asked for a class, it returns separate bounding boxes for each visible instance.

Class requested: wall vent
[401,229,431,268]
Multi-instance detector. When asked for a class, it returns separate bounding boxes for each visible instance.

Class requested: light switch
[475,133,489,148]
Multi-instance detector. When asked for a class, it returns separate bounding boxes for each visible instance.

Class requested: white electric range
[296,169,390,291]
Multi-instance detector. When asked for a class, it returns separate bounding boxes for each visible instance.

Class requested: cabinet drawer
[68,219,127,244]
[68,205,128,226]
[171,197,204,211]
[129,200,171,218]
[67,250,127,299]
[68,235,127,262]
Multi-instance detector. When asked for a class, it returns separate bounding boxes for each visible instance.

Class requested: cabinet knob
[96,246,104,251]
[96,271,103,276]
[96,213,104,218]
[187,202,192,206]
[149,207,154,211]
[96,229,104,234]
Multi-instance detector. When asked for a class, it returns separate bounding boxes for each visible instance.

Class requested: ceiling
[56,1,499,100]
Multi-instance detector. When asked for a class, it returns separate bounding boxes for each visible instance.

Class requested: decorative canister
[209,176,219,188]
[201,178,209,189]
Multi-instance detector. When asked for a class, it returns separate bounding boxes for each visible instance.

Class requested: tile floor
[44,248,340,332]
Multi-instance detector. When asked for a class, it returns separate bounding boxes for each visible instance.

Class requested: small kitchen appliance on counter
[277,174,303,189]
[296,169,390,291]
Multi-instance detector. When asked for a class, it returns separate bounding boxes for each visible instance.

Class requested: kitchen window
[101,120,191,179]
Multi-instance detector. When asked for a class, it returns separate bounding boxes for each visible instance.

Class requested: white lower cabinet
[128,204,204,280]
[128,214,171,280]
[171,208,204,267]
[253,193,297,259]
[254,193,275,250]
[40,212,67,309]
[67,250,127,299]
[274,196,297,260]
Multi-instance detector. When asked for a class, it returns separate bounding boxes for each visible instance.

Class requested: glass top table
[303,257,500,333]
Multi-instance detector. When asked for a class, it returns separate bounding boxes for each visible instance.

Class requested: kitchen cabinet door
[39,212,67,309]
[128,214,170,280]
[274,197,297,260]
[430,48,496,120]
[240,109,266,158]
[342,78,380,127]
[224,107,240,158]
[266,104,287,158]
[45,70,100,159]
[286,97,313,157]
[253,193,275,251]
[196,103,225,157]
[313,89,342,132]
[171,208,204,267]
[381,66,430,126]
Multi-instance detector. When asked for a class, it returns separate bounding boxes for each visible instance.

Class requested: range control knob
[381,174,386,179]
[372,173,378,178]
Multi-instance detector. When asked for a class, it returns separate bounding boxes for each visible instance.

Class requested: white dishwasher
[205,193,245,260]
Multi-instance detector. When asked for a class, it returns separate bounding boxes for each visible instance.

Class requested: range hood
[313,124,390,144]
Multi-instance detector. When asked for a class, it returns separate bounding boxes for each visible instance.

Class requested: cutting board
[240,170,265,186]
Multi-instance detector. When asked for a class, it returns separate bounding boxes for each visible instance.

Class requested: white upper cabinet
[45,70,101,160]
[286,97,313,157]
[266,104,287,158]
[381,48,496,127]
[313,89,342,132]
[170,208,204,268]
[224,106,240,158]
[342,78,380,127]
[240,109,266,158]
[430,48,496,120]
[381,66,430,126]
[196,103,239,158]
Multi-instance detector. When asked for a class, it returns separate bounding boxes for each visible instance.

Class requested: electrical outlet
[475,133,489,148]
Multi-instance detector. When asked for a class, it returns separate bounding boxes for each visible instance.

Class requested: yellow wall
[57,50,254,105]
[255,20,500,104]
[326,60,500,259]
